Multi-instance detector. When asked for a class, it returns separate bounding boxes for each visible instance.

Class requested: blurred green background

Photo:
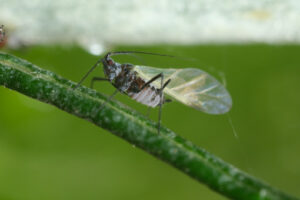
[0,44,300,200]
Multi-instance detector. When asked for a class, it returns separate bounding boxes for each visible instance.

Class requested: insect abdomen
[111,65,162,108]
[128,86,161,108]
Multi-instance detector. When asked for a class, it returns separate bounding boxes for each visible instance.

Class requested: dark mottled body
[0,25,5,44]
[103,55,163,107]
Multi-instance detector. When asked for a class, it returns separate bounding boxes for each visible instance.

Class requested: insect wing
[134,65,232,114]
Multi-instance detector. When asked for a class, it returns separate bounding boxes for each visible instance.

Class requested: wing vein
[171,75,205,91]
[168,69,183,80]
[183,84,219,97]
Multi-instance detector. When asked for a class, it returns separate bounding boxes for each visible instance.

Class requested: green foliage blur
[0,45,300,200]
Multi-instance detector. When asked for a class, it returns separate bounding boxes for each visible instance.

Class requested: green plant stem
[0,52,298,200]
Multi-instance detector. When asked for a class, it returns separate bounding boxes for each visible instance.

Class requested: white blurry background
[1,0,300,54]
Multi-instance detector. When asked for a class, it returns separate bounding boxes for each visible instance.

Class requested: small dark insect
[0,25,5,43]
[75,51,232,134]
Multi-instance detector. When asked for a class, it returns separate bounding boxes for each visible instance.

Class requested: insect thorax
[102,59,122,81]
[102,57,135,92]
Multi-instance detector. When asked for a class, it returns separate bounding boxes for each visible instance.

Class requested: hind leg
[138,73,171,134]
[157,76,171,134]
[147,97,171,119]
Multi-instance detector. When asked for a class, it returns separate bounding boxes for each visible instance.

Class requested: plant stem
[0,52,298,200]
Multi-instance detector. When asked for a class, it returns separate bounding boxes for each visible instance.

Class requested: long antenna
[107,51,175,58]
[106,51,197,63]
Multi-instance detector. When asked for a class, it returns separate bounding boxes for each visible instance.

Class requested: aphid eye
[107,60,113,65]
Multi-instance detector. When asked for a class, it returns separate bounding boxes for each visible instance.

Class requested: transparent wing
[134,65,232,114]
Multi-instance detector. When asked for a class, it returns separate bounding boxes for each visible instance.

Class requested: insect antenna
[106,51,198,64]
[106,51,175,58]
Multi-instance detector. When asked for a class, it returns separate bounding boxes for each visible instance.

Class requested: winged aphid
[75,51,232,134]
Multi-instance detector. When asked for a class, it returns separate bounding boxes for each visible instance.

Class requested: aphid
[0,25,5,43]
[75,51,232,134]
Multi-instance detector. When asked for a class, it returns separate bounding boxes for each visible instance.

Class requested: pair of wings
[134,65,232,114]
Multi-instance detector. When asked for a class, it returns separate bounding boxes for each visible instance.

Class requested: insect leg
[99,89,119,110]
[74,58,104,89]
[158,74,165,134]
[141,73,165,134]
[162,79,171,90]
[141,74,170,93]
[146,77,171,123]
[90,77,110,89]
[158,78,171,134]
[140,73,163,91]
